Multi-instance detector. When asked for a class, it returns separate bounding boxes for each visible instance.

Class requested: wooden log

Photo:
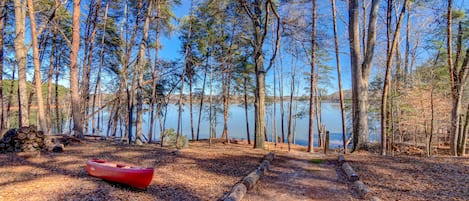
[338,155,346,165]
[16,150,40,158]
[242,169,262,190]
[29,125,37,133]
[224,183,247,201]
[18,126,30,134]
[36,131,44,138]
[0,129,7,139]
[27,133,36,140]
[259,160,270,173]
[352,180,372,199]
[342,162,359,182]
[263,152,275,162]
[17,133,27,140]
[50,144,64,152]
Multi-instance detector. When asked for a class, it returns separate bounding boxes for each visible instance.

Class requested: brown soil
[1,140,467,201]
[0,140,267,201]
[243,150,354,201]
[346,152,469,200]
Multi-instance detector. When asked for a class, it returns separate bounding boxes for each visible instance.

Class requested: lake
[90,101,380,148]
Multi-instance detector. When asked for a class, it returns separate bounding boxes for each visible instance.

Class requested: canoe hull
[86,159,154,189]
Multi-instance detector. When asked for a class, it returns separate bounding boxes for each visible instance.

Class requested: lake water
[90,102,380,148]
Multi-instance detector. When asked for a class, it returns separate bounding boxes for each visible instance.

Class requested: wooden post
[324,130,330,154]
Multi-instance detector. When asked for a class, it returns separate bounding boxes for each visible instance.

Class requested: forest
[0,0,468,200]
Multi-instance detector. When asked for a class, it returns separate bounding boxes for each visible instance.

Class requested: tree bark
[243,75,251,144]
[349,0,380,151]
[308,0,317,153]
[27,0,48,134]
[0,0,4,130]
[381,0,407,156]
[135,0,153,145]
[6,64,16,128]
[148,0,161,143]
[13,0,29,127]
[331,0,347,153]
[91,3,108,136]
[81,0,100,134]
[240,0,280,149]
[446,0,459,156]
[196,51,208,141]
[70,0,83,138]
[177,0,194,147]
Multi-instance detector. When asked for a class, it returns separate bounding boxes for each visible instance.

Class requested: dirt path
[243,150,355,201]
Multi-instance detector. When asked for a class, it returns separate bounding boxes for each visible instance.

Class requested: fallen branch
[342,162,359,182]
[223,151,275,201]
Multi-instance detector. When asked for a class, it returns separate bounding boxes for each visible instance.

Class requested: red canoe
[86,159,154,188]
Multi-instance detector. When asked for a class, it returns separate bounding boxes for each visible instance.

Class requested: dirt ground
[0,140,468,201]
[346,152,469,200]
[0,140,267,201]
[243,150,354,201]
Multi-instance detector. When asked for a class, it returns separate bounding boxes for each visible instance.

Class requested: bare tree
[381,0,408,156]
[91,3,109,136]
[27,0,47,133]
[307,0,317,153]
[348,0,380,151]
[447,0,469,156]
[136,0,153,145]
[13,0,29,127]
[0,0,4,130]
[331,0,347,153]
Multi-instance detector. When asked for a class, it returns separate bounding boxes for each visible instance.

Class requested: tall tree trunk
[279,50,285,143]
[136,0,152,145]
[55,55,61,133]
[404,2,412,85]
[446,0,458,156]
[13,0,29,127]
[461,103,469,156]
[222,72,231,143]
[196,52,208,141]
[381,0,407,156]
[287,60,295,151]
[177,0,194,147]
[427,85,435,156]
[70,0,83,137]
[122,0,142,142]
[92,3,108,136]
[6,64,16,129]
[349,0,380,151]
[189,74,194,140]
[243,75,251,144]
[27,0,47,133]
[209,59,214,145]
[331,0,347,153]
[82,0,101,134]
[455,48,469,155]
[307,0,317,153]
[240,0,280,149]
[148,0,163,143]
[47,22,57,134]
[0,0,4,130]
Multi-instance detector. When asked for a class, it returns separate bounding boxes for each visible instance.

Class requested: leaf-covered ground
[1,140,467,201]
[0,140,267,201]
[346,152,469,200]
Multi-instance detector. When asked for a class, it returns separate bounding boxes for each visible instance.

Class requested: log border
[338,155,381,201]
[223,152,275,201]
